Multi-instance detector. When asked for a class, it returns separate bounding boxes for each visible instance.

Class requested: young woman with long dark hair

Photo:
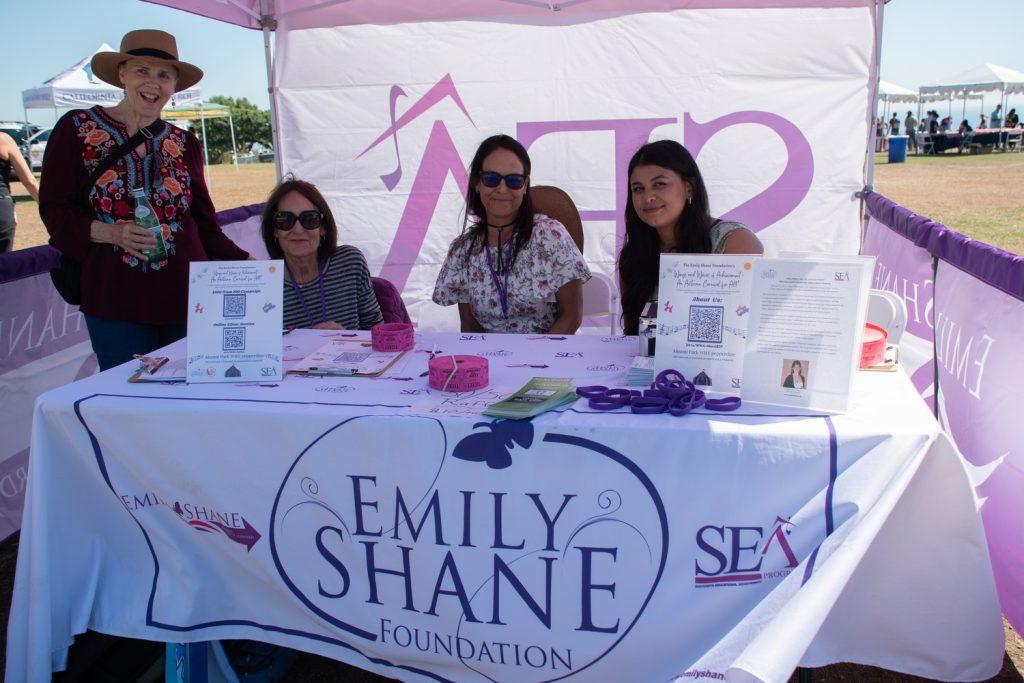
[433,134,590,333]
[617,140,763,335]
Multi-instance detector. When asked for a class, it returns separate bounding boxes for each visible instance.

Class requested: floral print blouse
[39,106,248,325]
[433,214,591,334]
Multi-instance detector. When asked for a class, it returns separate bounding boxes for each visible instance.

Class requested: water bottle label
[136,205,151,219]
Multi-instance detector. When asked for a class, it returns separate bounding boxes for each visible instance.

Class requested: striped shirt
[282,245,383,330]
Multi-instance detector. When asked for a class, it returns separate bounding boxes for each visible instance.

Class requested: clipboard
[289,338,410,378]
[128,356,187,383]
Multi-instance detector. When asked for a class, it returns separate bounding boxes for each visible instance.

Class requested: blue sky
[1,0,1018,126]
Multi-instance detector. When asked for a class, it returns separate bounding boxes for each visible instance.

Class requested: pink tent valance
[144,0,881,30]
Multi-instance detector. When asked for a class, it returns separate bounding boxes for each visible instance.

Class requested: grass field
[3,154,1023,681]
[8,152,1024,256]
[872,151,1024,255]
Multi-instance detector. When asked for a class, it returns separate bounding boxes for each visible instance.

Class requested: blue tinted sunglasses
[480,171,528,190]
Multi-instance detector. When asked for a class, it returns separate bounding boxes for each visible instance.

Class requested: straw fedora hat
[92,30,203,93]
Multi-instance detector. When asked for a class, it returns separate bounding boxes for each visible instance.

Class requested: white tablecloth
[6,331,1003,682]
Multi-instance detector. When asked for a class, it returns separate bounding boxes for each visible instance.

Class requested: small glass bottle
[131,187,167,264]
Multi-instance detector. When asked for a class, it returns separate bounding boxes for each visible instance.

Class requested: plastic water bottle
[131,187,167,264]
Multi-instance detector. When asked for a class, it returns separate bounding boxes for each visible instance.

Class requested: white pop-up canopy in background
[145,0,882,331]
[920,63,1024,122]
[21,43,201,116]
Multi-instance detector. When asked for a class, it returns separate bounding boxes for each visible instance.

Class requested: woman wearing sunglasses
[433,134,590,334]
[260,179,382,330]
[618,140,763,335]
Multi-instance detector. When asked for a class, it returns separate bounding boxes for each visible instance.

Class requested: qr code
[687,305,724,343]
[223,293,246,318]
[222,326,246,351]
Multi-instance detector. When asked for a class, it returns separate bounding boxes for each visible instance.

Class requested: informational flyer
[654,254,756,394]
[742,256,874,411]
[186,260,284,383]
[407,387,516,419]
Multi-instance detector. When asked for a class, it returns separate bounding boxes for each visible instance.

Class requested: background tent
[877,80,917,121]
[920,63,1024,124]
[21,43,201,120]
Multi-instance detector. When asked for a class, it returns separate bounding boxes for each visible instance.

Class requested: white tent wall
[275,7,875,330]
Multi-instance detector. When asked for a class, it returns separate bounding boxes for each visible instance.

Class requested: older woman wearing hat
[40,29,249,370]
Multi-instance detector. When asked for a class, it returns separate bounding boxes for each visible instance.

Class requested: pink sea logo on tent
[357,74,814,293]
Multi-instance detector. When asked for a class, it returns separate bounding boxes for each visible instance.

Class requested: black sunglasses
[480,171,527,190]
[272,210,324,231]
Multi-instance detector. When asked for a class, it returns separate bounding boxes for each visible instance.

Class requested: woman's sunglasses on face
[272,210,324,231]
[480,171,527,190]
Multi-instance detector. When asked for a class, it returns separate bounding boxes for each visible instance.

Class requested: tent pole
[199,101,211,190]
[261,1,283,181]
[860,0,885,252]
[864,0,885,193]
[228,108,238,169]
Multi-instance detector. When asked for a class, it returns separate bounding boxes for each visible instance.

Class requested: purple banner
[0,207,260,540]
[0,259,96,539]
[934,262,1024,633]
[863,191,1024,635]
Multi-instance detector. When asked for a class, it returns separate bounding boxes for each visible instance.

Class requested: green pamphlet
[483,377,579,420]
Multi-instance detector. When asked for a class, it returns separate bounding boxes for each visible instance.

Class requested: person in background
[990,104,1002,129]
[259,178,383,331]
[0,131,39,253]
[617,140,763,336]
[875,117,886,151]
[940,116,952,132]
[1006,108,1019,128]
[888,113,900,137]
[433,134,589,334]
[40,30,249,371]
[904,110,918,152]
[978,114,988,130]
[929,111,941,134]
[957,119,974,153]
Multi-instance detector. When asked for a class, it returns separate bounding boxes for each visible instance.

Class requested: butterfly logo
[452,420,534,470]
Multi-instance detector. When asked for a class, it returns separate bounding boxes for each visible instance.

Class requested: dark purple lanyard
[286,260,327,327]
[485,240,514,319]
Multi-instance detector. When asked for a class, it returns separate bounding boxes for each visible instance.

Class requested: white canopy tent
[21,43,201,122]
[920,63,1024,126]
[877,80,917,122]
[142,0,887,331]
[143,0,888,188]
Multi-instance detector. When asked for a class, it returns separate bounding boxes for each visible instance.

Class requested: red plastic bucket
[860,323,888,368]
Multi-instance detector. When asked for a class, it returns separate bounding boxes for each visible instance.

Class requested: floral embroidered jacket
[40,106,248,325]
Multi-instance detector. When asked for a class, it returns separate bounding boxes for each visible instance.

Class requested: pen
[419,344,439,377]
[307,367,358,376]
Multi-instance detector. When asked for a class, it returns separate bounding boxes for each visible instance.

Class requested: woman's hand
[312,321,345,330]
[91,220,158,260]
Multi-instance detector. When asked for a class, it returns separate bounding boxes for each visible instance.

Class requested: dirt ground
[9,162,278,252]
[3,154,1023,680]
